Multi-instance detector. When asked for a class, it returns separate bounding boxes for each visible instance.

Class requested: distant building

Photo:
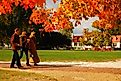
[71,33,92,50]
[72,33,121,50]
[112,35,121,49]
[71,33,81,50]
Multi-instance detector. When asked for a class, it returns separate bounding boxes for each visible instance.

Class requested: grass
[0,50,121,62]
[0,69,57,81]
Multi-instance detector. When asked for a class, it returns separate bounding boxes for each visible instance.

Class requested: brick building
[112,35,121,49]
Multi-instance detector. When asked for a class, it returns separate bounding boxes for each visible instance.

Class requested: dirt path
[0,62,121,81]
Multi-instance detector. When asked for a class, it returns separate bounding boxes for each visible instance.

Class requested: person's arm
[27,38,30,47]
[10,34,19,50]
[19,36,22,47]
[11,34,20,46]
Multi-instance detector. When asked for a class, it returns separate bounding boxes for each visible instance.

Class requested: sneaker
[18,65,23,69]
[26,63,31,66]
[10,66,16,68]
[34,63,39,66]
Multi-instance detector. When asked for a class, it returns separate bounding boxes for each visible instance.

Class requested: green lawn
[0,50,121,62]
[0,70,57,81]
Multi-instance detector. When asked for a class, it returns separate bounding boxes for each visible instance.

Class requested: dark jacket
[20,35,29,49]
[10,33,20,50]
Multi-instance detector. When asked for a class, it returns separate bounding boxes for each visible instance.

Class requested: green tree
[80,29,111,48]
[0,5,34,45]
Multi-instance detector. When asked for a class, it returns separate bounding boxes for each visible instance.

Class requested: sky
[72,17,99,35]
[46,0,61,9]
[46,0,99,35]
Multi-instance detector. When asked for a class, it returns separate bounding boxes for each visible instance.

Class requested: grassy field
[0,50,121,62]
[0,69,57,81]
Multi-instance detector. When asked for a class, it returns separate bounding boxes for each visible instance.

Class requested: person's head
[30,31,36,38]
[14,28,20,35]
[21,31,27,36]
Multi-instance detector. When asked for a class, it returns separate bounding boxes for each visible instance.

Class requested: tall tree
[80,29,111,47]
[0,0,120,31]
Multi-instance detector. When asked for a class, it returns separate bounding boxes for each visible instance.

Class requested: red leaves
[44,24,55,32]
[0,0,120,31]
[58,0,121,30]
[29,9,43,25]
[0,0,12,15]
[92,19,114,30]
[20,0,37,10]
[0,0,46,14]
[29,9,50,26]
[36,0,45,7]
[13,0,21,6]
[0,4,5,15]
[29,7,73,32]
[53,0,57,3]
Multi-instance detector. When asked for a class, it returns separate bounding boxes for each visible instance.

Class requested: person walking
[19,31,31,66]
[10,28,22,68]
[28,31,40,66]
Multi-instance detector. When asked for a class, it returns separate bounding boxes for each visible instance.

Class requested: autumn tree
[0,0,121,48]
[91,0,121,35]
[0,0,120,32]
[59,0,120,29]
[91,30,111,47]
[0,4,33,39]
[79,28,93,46]
[80,28,111,49]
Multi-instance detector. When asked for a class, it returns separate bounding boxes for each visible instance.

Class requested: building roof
[112,35,121,42]
[73,36,82,42]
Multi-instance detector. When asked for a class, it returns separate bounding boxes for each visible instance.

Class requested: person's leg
[25,49,31,66]
[29,50,39,66]
[19,47,23,59]
[10,50,16,68]
[14,50,22,68]
[33,51,40,66]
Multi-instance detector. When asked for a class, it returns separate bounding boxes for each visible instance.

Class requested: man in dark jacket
[10,28,22,68]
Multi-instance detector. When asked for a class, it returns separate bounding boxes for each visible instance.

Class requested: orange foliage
[58,0,121,29]
[20,0,37,10]
[0,0,12,14]
[53,0,57,3]
[0,0,57,14]
[29,9,54,32]
[92,20,113,30]
[29,9,48,25]
[0,0,121,31]
[29,8,73,32]
[0,0,46,14]
[12,0,21,6]
[0,3,5,15]
[36,0,45,7]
